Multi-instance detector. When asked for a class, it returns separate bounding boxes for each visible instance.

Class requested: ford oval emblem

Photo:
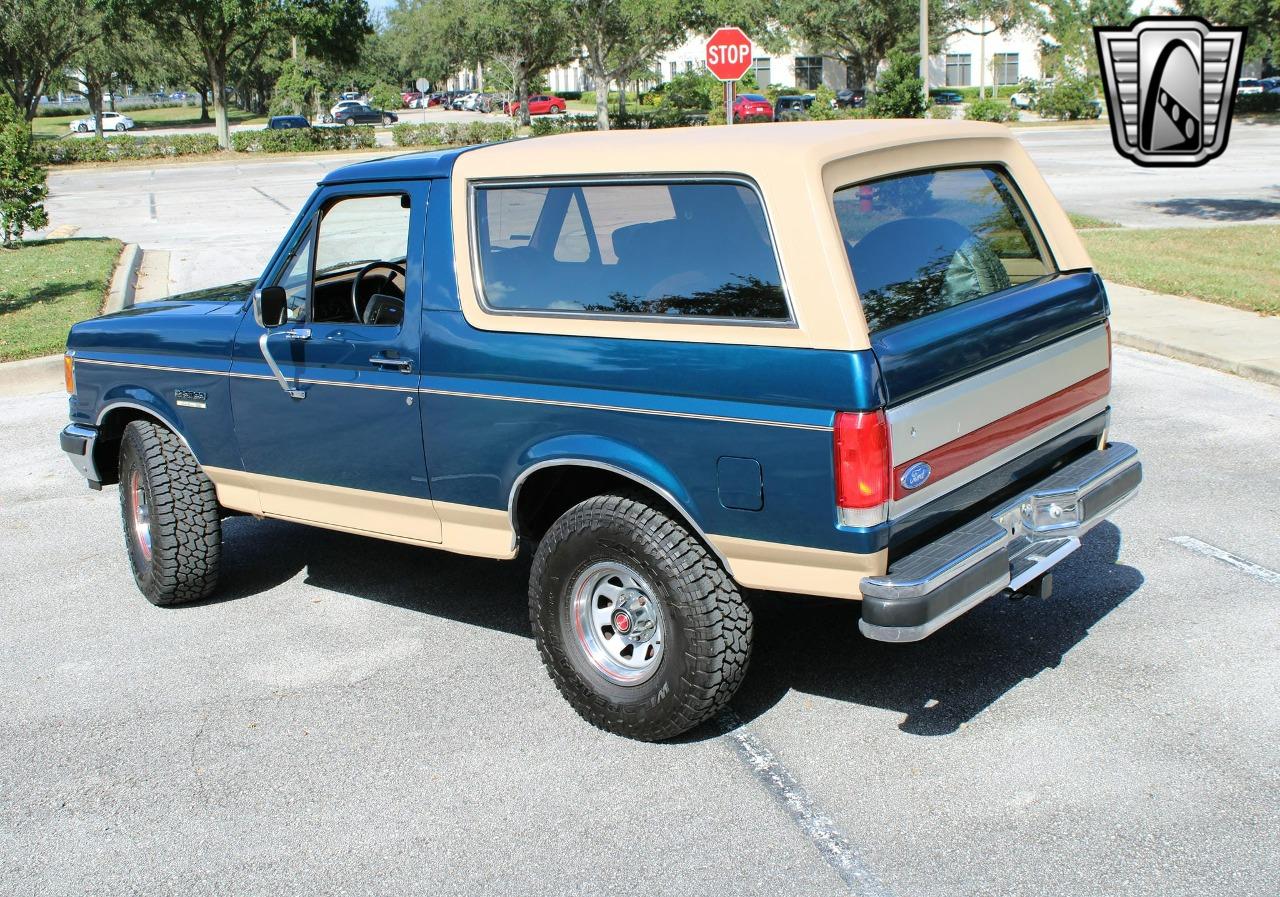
[900,461,932,491]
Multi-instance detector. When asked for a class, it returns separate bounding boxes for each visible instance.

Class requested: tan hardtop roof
[459,119,1016,175]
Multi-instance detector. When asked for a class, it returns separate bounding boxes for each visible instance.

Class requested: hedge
[36,133,221,164]
[965,97,1019,122]
[391,121,515,147]
[1235,92,1280,115]
[230,125,376,152]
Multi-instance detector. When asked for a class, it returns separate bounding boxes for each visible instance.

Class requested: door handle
[369,354,413,372]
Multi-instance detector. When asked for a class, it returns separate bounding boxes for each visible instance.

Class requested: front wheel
[118,420,221,606]
[115,122,126,131]
[529,493,752,741]
[77,123,87,132]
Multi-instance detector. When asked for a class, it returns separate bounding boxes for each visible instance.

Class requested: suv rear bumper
[858,442,1141,643]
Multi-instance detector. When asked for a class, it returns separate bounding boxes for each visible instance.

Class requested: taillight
[64,353,76,394]
[833,410,890,527]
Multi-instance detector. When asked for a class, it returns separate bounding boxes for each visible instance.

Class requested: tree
[866,50,928,117]
[131,0,370,148]
[1180,0,1279,64]
[0,95,48,247]
[1040,0,1145,80]
[569,0,694,130]
[775,0,931,91]
[0,0,104,121]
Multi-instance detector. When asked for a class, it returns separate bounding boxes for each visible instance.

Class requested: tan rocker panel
[203,467,515,558]
[205,467,881,598]
[449,120,1093,352]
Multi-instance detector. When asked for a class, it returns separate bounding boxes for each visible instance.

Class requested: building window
[685,60,694,73]
[794,56,823,90]
[751,57,771,88]
[945,53,971,87]
[994,53,1019,85]
[669,61,678,80]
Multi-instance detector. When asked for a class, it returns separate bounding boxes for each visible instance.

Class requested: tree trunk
[208,55,230,149]
[617,84,627,123]
[587,51,609,131]
[517,69,531,126]
[199,85,210,122]
[88,78,104,139]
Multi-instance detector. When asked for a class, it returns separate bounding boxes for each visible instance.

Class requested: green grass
[1080,224,1280,315]
[32,105,267,140]
[0,238,123,361]
[1067,212,1120,229]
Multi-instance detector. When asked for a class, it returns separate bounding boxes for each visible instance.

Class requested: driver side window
[276,192,411,326]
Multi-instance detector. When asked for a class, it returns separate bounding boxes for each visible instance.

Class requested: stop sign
[705,27,754,82]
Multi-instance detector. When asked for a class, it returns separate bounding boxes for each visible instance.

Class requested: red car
[733,93,773,122]
[401,90,421,106]
[504,94,567,116]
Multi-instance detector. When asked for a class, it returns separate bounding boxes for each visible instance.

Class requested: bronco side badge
[900,461,932,491]
[175,389,207,409]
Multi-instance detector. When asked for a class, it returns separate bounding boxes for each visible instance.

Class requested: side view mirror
[254,286,288,328]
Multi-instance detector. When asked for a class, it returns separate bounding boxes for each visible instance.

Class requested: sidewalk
[1106,282,1280,388]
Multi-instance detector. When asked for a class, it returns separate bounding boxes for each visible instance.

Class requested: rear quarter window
[835,166,1053,333]
[472,180,790,322]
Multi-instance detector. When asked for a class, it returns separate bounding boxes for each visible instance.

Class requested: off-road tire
[118,420,221,606]
[529,493,752,741]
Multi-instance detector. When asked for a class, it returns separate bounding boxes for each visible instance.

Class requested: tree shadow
[207,516,1141,739]
[0,279,104,315]
[1143,196,1280,222]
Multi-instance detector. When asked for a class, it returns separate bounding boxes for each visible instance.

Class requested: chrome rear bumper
[858,442,1141,643]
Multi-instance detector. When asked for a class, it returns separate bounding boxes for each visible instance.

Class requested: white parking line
[719,710,893,896]
[1169,536,1280,586]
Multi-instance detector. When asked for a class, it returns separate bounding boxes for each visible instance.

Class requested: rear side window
[834,167,1052,333]
[473,180,790,321]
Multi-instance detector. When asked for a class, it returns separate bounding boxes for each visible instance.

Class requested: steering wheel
[351,261,406,322]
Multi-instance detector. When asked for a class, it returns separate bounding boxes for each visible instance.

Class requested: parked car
[59,121,1142,742]
[169,91,190,100]
[1237,79,1264,95]
[339,91,362,101]
[773,94,814,120]
[328,99,364,119]
[333,104,397,125]
[267,115,310,130]
[401,90,422,106]
[932,90,964,105]
[732,93,773,122]
[835,88,866,108]
[503,94,567,115]
[1010,91,1033,110]
[67,111,134,133]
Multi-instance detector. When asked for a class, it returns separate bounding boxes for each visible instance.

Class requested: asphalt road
[2,348,1277,896]
[40,122,1280,296]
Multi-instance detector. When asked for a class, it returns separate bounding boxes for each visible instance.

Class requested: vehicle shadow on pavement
[731,522,1144,737]
[214,516,534,636]
[1144,196,1280,222]
[211,517,1141,740]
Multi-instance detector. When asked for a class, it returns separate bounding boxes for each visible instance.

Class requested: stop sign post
[705,27,753,125]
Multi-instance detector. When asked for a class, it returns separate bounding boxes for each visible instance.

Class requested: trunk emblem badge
[900,461,932,490]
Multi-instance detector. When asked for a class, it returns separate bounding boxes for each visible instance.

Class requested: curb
[105,243,142,314]
[1113,331,1280,390]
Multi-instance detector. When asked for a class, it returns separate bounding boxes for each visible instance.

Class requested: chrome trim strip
[466,173,799,329]
[889,398,1110,519]
[418,387,832,431]
[886,326,1110,465]
[73,356,418,393]
[507,459,734,573]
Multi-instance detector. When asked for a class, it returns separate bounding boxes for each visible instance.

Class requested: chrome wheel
[571,562,664,686]
[128,469,152,562]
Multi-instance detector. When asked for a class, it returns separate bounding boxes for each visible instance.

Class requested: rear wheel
[118,420,221,606]
[529,493,752,741]
[382,114,392,125]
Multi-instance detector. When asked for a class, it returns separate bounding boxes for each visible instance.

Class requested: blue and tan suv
[60,122,1141,740]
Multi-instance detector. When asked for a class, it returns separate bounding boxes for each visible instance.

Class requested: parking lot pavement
[2,347,1277,897]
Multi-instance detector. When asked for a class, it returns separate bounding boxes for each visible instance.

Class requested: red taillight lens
[833,410,890,512]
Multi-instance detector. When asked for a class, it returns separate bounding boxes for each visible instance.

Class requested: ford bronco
[60,122,1141,740]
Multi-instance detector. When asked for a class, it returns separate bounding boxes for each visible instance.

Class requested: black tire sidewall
[546,527,693,711]
[118,425,160,596]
